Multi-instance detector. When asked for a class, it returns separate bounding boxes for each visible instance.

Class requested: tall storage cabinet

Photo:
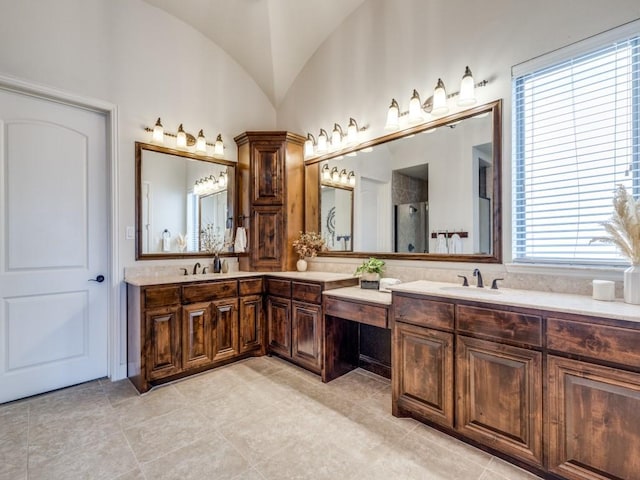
[235,132,306,271]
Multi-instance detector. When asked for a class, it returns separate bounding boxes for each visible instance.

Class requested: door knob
[89,275,105,283]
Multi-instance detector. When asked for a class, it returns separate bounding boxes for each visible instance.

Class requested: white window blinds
[513,27,639,265]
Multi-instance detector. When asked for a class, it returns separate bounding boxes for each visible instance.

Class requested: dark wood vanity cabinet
[235,132,305,271]
[392,292,640,480]
[394,294,543,467]
[265,276,357,375]
[145,305,182,380]
[393,295,455,428]
[128,277,264,393]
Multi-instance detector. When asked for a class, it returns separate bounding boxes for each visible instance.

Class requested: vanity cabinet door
[239,294,263,354]
[548,355,640,480]
[267,295,291,357]
[182,302,213,370]
[291,301,322,373]
[211,298,239,362]
[251,142,284,205]
[145,306,182,380]
[251,206,284,270]
[393,322,454,428]
[456,335,543,466]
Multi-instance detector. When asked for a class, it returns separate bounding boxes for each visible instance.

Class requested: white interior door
[0,89,108,403]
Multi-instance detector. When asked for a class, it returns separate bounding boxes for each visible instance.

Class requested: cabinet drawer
[266,278,291,297]
[325,296,388,328]
[457,305,542,347]
[292,281,322,304]
[393,295,454,330]
[182,281,238,303]
[239,278,263,296]
[143,286,181,308]
[547,318,640,368]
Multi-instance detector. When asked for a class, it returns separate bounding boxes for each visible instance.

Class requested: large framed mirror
[305,99,502,263]
[135,142,236,259]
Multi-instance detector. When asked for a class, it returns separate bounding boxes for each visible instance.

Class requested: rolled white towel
[436,234,448,253]
[450,233,462,254]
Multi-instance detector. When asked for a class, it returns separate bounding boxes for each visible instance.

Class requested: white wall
[277,0,640,268]
[0,0,276,379]
[0,0,275,268]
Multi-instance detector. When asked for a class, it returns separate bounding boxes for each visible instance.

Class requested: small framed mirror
[320,180,354,251]
[135,142,236,259]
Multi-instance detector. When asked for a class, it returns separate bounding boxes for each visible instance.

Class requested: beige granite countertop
[390,280,640,324]
[125,270,355,287]
[323,286,392,305]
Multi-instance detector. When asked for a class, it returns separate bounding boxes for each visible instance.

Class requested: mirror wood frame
[320,182,355,252]
[304,99,502,263]
[135,141,237,260]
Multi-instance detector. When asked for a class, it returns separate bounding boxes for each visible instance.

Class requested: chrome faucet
[192,262,201,275]
[473,268,484,288]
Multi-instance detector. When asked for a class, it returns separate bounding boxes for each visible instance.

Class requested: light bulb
[331,124,343,150]
[408,90,424,124]
[431,78,449,116]
[195,129,207,153]
[214,134,224,155]
[322,164,331,180]
[304,133,315,158]
[346,118,358,144]
[152,118,164,143]
[458,66,476,107]
[176,124,187,148]
[218,171,227,187]
[317,129,328,153]
[385,99,400,130]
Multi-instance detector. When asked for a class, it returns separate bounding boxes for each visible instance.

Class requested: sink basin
[440,286,502,295]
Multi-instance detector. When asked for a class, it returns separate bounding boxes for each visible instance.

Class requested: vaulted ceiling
[143,0,366,106]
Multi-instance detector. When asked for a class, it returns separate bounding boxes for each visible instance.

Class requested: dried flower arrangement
[292,231,326,259]
[200,224,232,255]
[591,184,640,265]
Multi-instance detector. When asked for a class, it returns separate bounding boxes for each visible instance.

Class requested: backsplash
[307,258,626,298]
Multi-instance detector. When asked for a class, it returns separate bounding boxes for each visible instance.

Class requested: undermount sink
[440,286,502,295]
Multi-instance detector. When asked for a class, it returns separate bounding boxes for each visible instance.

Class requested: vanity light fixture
[303,119,368,159]
[408,89,425,124]
[330,166,339,182]
[214,134,224,156]
[217,171,227,187]
[176,124,188,149]
[348,171,356,186]
[457,66,476,107]
[431,79,449,116]
[339,169,348,184]
[304,133,316,158]
[385,66,488,129]
[331,123,344,150]
[385,99,400,130]
[144,120,225,156]
[317,129,329,153]
[346,118,360,145]
[195,129,207,153]
[152,118,164,143]
[322,164,331,180]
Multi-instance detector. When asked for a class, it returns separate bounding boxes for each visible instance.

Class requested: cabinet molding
[548,355,640,480]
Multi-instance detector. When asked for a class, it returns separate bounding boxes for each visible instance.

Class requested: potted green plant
[354,257,385,289]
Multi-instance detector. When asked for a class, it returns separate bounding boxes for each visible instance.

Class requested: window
[513,23,639,265]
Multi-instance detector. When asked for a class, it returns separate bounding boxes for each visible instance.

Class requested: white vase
[624,265,640,305]
[296,258,308,272]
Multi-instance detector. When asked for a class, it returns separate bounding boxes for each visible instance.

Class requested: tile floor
[0,356,543,480]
